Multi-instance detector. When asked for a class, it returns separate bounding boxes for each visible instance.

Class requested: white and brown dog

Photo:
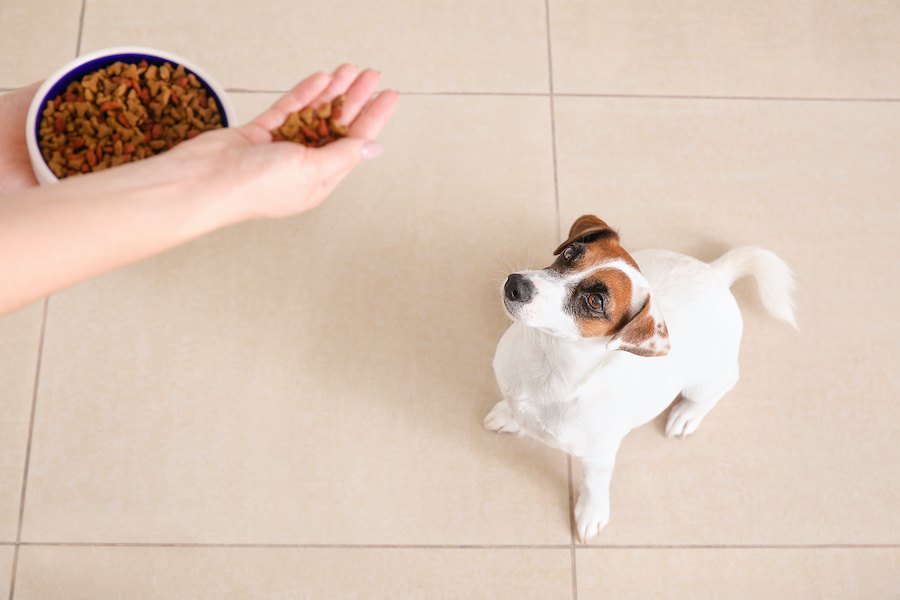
[485,215,796,542]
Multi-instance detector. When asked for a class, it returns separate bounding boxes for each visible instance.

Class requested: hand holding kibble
[212,66,397,221]
[0,64,399,315]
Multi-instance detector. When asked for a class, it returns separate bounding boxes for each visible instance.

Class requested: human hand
[0,66,397,314]
[161,64,399,226]
[0,65,397,223]
[0,81,42,193]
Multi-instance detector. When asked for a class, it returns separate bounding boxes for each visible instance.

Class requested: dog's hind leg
[665,367,739,438]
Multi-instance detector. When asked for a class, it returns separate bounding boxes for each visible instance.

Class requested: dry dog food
[270,95,349,147]
[38,60,223,179]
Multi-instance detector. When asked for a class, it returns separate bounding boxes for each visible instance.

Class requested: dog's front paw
[483,400,521,434]
[574,492,610,543]
[665,398,708,438]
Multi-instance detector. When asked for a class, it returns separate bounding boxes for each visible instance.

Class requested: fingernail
[362,141,384,161]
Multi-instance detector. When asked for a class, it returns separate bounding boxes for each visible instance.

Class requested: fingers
[348,90,400,140]
[306,63,360,108]
[337,69,381,124]
[309,136,383,180]
[239,66,397,147]
[247,71,332,132]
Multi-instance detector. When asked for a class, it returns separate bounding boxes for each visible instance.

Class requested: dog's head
[502,215,670,357]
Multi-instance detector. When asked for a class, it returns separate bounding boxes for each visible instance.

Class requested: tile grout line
[10,2,84,587]
[17,542,575,550]
[567,457,578,599]
[544,2,561,242]
[221,88,900,103]
[8,298,49,600]
[556,92,900,103]
[564,544,900,550]
[225,88,552,97]
[543,2,574,598]
[74,0,88,57]
[10,541,900,549]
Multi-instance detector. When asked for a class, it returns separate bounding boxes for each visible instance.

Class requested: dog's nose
[504,274,535,303]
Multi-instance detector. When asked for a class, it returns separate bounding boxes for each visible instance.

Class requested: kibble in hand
[270,95,349,147]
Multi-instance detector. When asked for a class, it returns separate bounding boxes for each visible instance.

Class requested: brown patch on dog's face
[547,216,641,338]
[546,214,668,350]
[554,215,618,255]
[551,215,639,275]
[572,268,634,337]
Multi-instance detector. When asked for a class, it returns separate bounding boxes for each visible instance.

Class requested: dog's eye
[586,294,604,311]
[563,246,576,262]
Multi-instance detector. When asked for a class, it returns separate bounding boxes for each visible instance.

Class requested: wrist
[134,143,253,238]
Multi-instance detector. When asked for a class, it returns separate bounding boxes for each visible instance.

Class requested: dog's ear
[607,293,670,357]
[554,215,619,256]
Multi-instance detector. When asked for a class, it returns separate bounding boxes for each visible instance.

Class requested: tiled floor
[1,1,898,598]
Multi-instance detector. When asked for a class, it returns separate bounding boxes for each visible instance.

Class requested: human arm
[0,65,398,315]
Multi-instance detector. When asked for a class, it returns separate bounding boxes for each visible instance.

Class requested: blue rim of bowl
[33,51,231,171]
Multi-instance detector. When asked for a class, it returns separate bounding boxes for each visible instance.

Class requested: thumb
[309,137,384,179]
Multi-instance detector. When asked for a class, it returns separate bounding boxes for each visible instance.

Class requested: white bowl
[25,46,236,185]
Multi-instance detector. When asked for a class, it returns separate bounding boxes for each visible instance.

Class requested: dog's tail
[710,247,797,329]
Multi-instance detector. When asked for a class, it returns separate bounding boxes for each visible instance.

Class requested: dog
[485,215,796,542]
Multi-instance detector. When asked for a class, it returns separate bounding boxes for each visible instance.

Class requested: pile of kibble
[271,95,349,147]
[38,60,223,179]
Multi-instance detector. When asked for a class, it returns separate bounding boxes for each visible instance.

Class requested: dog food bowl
[25,46,235,185]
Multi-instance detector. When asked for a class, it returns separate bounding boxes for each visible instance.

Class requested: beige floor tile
[21,94,569,545]
[15,545,571,599]
[79,0,550,93]
[0,0,82,88]
[0,545,12,598]
[554,97,900,544]
[0,302,44,541]
[577,548,900,600]
[550,1,900,98]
